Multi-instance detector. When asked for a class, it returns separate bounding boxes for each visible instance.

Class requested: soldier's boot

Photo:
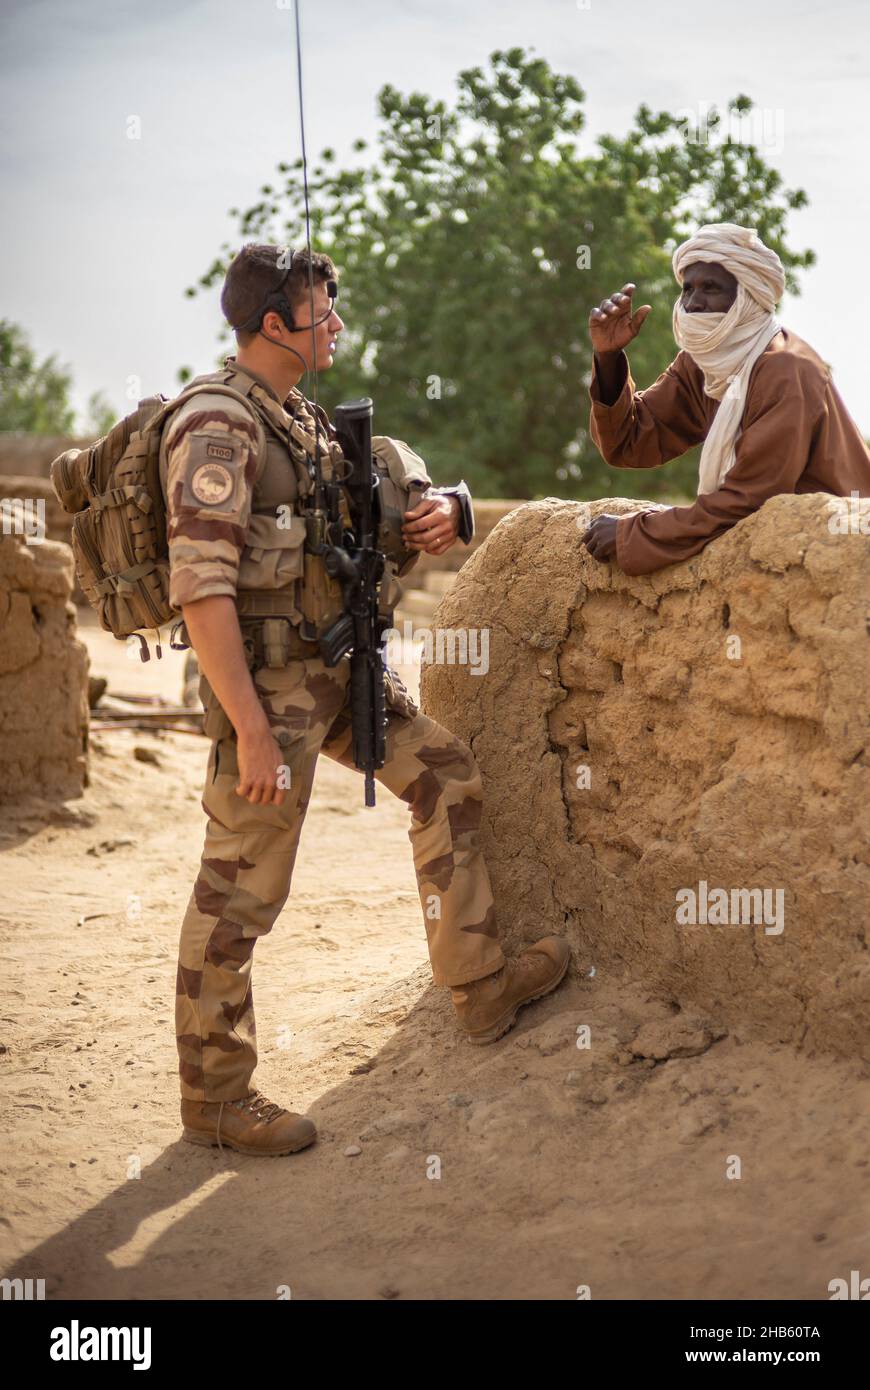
[181,1089,317,1156]
[450,936,572,1045]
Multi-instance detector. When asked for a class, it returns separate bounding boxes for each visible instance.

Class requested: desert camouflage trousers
[176,655,505,1101]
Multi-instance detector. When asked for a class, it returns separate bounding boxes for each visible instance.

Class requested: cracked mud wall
[421,493,870,1059]
[0,536,89,801]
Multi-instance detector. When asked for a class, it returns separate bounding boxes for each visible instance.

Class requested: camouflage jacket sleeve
[370,436,473,556]
[160,390,265,608]
[371,436,432,493]
[371,436,471,534]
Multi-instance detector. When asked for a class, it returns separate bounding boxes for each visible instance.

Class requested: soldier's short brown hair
[221,243,337,342]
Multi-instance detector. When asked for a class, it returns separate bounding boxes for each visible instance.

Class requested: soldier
[168,243,571,1157]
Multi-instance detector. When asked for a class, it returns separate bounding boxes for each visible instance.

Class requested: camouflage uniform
[162,358,505,1102]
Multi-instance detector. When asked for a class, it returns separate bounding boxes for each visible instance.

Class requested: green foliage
[190,51,813,501]
[0,319,76,434]
[86,390,118,437]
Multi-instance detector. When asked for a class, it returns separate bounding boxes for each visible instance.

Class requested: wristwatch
[430,480,474,545]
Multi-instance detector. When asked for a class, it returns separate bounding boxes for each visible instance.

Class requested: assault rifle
[314,397,388,808]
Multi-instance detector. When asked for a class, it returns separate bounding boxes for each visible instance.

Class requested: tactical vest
[169,361,345,637]
[51,356,429,695]
[170,361,430,656]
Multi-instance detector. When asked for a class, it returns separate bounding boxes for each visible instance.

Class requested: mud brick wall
[0,432,93,480]
[0,536,89,800]
[422,493,870,1060]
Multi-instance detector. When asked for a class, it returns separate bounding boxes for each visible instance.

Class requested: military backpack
[50,384,267,659]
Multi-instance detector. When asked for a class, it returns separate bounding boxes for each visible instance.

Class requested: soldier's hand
[582,513,620,562]
[589,283,652,357]
[402,494,459,555]
[236,726,287,806]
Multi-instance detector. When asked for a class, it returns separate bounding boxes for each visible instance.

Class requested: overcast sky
[1,0,868,432]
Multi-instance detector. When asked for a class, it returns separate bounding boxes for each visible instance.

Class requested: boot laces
[229,1090,286,1124]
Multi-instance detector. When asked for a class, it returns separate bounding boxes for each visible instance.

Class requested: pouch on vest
[298,512,346,637]
[237,512,308,609]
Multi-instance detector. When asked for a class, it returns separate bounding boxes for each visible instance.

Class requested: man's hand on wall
[582,513,620,563]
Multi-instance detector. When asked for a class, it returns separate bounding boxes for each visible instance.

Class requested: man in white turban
[582,223,870,574]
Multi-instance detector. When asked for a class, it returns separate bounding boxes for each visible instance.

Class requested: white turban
[671,223,786,495]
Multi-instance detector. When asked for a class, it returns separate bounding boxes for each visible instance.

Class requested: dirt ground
[1,612,868,1301]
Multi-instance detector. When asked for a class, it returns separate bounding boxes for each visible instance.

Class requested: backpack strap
[138,381,278,499]
[90,484,153,515]
[92,560,158,598]
[141,381,269,440]
[143,373,316,499]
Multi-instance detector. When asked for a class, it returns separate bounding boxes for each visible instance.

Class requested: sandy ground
[1,613,869,1301]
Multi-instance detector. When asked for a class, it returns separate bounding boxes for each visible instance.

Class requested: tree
[189,50,813,501]
[86,390,118,437]
[0,320,76,434]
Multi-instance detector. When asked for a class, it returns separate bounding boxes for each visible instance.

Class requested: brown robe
[589,327,870,575]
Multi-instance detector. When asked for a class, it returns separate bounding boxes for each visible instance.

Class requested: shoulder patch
[178,432,246,514]
[191,459,234,505]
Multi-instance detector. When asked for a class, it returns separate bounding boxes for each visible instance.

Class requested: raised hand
[588,283,651,357]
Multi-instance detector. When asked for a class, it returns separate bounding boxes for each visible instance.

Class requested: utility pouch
[300,550,344,630]
[236,512,307,596]
[238,614,319,670]
[261,617,290,669]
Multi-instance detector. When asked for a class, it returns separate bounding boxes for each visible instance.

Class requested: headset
[229,246,338,385]
[232,247,338,338]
